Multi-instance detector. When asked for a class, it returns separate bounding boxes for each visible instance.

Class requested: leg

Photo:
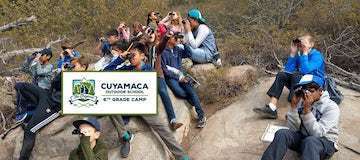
[300,136,336,160]
[261,129,303,160]
[184,44,213,64]
[110,115,128,140]
[165,79,188,99]
[14,82,43,114]
[19,93,56,159]
[142,115,188,160]
[267,72,292,105]
[158,77,176,123]
[179,82,205,120]
[287,73,303,102]
[19,130,36,160]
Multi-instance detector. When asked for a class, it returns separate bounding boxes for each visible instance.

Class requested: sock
[268,103,277,111]
[122,131,131,141]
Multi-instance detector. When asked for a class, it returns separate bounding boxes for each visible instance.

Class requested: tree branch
[0,15,37,32]
[1,37,66,63]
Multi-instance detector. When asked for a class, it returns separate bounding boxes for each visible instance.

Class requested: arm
[301,104,339,137]
[94,42,102,56]
[185,25,210,48]
[284,55,298,73]
[299,50,324,74]
[286,107,301,131]
[156,35,170,56]
[79,136,100,160]
[103,57,125,71]
[159,15,171,27]
[161,54,180,80]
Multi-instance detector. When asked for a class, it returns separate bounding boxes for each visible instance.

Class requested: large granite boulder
[189,77,360,160]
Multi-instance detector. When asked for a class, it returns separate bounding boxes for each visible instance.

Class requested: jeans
[267,72,303,102]
[165,78,204,120]
[262,129,336,160]
[158,77,177,122]
[110,115,188,159]
[184,44,214,64]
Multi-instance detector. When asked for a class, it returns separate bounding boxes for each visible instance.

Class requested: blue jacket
[56,50,81,70]
[103,56,134,71]
[101,41,112,57]
[161,46,191,80]
[284,48,325,79]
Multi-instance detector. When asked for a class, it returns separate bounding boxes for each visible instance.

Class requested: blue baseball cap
[296,74,324,89]
[188,9,206,24]
[73,117,101,131]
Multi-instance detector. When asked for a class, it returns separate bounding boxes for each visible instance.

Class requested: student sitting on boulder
[69,117,108,160]
[93,29,122,70]
[161,32,206,128]
[107,42,191,160]
[253,34,326,119]
[95,29,120,57]
[15,48,54,122]
[56,42,81,72]
[182,9,221,67]
[261,74,339,160]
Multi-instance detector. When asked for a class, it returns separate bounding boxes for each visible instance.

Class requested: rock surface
[189,77,360,160]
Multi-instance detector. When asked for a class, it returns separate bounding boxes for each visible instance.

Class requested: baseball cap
[295,74,324,89]
[188,9,206,24]
[73,117,101,131]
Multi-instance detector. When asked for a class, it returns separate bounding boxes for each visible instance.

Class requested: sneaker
[170,122,183,131]
[253,104,278,119]
[197,117,207,128]
[211,54,222,68]
[120,131,134,158]
[15,112,28,123]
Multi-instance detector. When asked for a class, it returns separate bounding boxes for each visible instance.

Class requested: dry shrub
[196,67,258,105]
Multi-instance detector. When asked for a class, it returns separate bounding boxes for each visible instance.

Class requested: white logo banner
[62,72,157,114]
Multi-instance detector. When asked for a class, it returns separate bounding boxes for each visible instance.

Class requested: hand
[303,91,315,114]
[80,129,91,137]
[290,44,297,56]
[34,53,41,61]
[120,51,130,58]
[183,19,191,32]
[290,95,301,109]
[59,52,64,59]
[179,76,189,83]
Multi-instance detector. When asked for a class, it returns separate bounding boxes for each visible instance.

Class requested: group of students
[11,7,341,160]
[13,8,221,160]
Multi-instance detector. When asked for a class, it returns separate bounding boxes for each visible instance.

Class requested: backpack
[324,76,344,105]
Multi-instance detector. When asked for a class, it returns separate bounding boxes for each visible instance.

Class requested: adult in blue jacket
[253,35,325,119]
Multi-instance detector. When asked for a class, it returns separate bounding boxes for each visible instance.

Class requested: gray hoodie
[30,61,53,89]
[287,91,340,143]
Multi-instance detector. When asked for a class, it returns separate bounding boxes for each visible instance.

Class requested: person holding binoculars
[261,74,339,160]
[69,117,108,160]
[253,34,326,119]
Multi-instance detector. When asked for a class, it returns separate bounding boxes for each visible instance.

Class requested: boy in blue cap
[69,117,108,160]
[261,74,339,160]
[182,9,221,67]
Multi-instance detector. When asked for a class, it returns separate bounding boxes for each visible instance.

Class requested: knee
[302,136,318,146]
[158,87,168,96]
[274,129,289,140]
[15,82,25,90]
[276,72,288,80]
